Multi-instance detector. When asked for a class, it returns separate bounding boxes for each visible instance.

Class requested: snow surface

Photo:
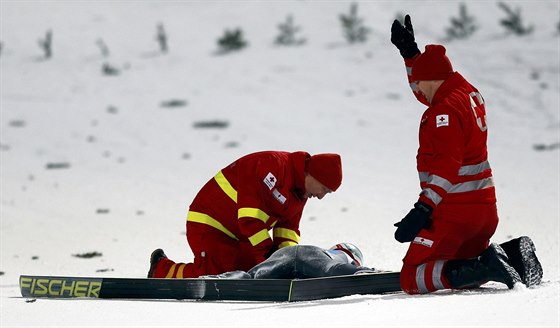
[1,1,559,327]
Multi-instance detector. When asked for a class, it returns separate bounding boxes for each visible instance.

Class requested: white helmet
[328,242,364,266]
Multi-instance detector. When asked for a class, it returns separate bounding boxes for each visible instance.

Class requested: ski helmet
[329,242,364,266]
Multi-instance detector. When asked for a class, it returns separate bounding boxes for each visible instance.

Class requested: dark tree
[275,15,306,46]
[156,23,168,53]
[38,29,53,58]
[445,3,478,40]
[217,28,248,54]
[498,2,534,35]
[339,3,370,44]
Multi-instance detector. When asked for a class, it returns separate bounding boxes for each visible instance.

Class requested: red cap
[307,153,342,191]
[411,44,454,82]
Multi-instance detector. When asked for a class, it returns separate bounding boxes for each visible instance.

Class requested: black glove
[390,14,420,59]
[264,245,278,259]
[394,202,433,243]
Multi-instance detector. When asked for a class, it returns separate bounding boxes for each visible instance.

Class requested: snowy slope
[1,1,559,327]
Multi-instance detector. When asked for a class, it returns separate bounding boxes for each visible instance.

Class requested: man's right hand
[390,14,420,59]
[393,201,433,243]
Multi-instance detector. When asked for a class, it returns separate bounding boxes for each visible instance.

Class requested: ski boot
[500,236,543,287]
[444,243,522,289]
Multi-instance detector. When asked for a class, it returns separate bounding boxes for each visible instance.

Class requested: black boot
[500,236,543,287]
[444,243,521,289]
[147,248,167,278]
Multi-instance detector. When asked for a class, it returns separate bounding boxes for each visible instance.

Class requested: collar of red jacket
[431,72,468,105]
[290,151,309,200]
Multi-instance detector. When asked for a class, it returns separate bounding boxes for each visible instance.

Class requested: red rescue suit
[155,151,308,278]
[399,57,499,294]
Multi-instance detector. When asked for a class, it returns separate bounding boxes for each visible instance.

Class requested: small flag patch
[264,172,277,190]
[436,114,449,128]
[272,189,286,204]
[413,237,434,248]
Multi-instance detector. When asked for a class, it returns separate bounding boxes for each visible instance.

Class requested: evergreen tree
[217,28,248,54]
[275,15,306,46]
[498,2,534,35]
[445,4,478,40]
[339,3,370,44]
[156,23,169,54]
[38,29,53,58]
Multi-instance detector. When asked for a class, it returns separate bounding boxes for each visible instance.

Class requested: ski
[19,272,401,302]
[290,272,401,301]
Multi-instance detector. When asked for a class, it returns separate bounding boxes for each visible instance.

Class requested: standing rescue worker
[148,150,343,278]
[390,15,542,294]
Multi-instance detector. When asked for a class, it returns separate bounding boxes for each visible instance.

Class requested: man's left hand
[394,202,433,243]
[390,14,420,59]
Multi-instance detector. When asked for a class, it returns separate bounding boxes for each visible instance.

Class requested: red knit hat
[307,153,342,191]
[411,44,454,81]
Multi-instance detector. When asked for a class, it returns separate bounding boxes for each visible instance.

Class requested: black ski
[291,272,401,301]
[20,272,401,302]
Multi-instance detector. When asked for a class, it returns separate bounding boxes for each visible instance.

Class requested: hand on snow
[393,202,433,243]
[390,14,420,59]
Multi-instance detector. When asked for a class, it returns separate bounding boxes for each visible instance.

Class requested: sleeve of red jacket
[404,56,430,107]
[417,106,465,208]
[272,209,302,249]
[235,159,278,263]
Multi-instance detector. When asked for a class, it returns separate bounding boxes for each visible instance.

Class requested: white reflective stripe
[422,177,494,204]
[449,177,494,193]
[427,174,453,192]
[432,260,446,290]
[420,161,491,182]
[416,264,429,294]
[406,66,413,75]
[458,161,491,176]
[420,188,443,205]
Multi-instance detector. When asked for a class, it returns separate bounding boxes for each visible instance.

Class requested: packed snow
[1,1,559,327]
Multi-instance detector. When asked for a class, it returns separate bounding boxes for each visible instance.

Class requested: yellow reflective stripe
[278,240,298,248]
[273,228,301,243]
[288,280,293,302]
[248,229,271,246]
[187,211,239,241]
[166,264,177,278]
[214,170,237,203]
[176,264,186,279]
[238,207,270,224]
